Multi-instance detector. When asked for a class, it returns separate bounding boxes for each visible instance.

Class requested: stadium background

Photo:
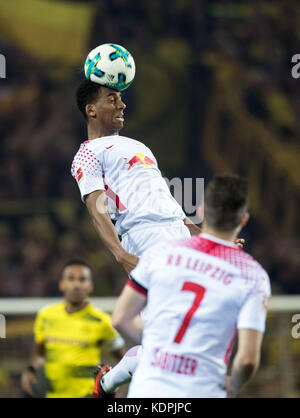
[0,0,299,397]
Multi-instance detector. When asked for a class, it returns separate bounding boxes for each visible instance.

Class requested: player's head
[76,79,126,134]
[59,259,94,305]
[202,175,249,234]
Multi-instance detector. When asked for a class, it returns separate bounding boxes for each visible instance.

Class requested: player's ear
[86,104,96,119]
[197,205,204,223]
[240,212,250,227]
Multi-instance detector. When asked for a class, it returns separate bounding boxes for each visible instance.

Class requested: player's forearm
[86,192,139,273]
[184,217,201,236]
[228,355,259,397]
[28,352,45,371]
[112,285,147,342]
[114,315,144,344]
[86,192,127,262]
[91,212,127,261]
[111,346,127,362]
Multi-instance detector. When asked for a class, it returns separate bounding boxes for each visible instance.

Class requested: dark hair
[76,79,102,121]
[204,175,248,232]
[62,259,93,274]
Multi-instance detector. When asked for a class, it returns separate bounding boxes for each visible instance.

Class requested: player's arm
[112,284,147,343]
[227,329,263,397]
[21,342,45,397]
[85,190,139,274]
[227,272,270,397]
[102,327,126,362]
[111,346,126,362]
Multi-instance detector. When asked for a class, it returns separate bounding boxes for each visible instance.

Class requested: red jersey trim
[127,279,147,297]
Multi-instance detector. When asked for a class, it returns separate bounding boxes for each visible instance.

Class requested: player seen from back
[21,260,125,398]
[71,79,244,397]
[111,175,271,398]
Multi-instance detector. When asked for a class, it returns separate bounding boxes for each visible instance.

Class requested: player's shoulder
[73,139,92,154]
[72,137,110,158]
[88,135,142,147]
[118,135,152,151]
[71,140,92,171]
[72,139,102,160]
[36,302,65,318]
[177,234,269,281]
[71,139,103,178]
[85,304,112,323]
[72,136,150,160]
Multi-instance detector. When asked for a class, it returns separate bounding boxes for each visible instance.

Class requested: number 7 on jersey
[174,282,206,344]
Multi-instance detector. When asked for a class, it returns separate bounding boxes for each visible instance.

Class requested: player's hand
[224,375,234,398]
[118,251,139,274]
[235,238,245,249]
[21,370,38,397]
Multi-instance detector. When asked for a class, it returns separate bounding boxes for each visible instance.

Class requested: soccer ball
[84,43,136,91]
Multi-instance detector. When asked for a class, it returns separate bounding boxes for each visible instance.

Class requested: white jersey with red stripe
[71,135,185,236]
[127,233,271,398]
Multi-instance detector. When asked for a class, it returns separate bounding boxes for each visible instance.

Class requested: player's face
[94,87,126,132]
[59,265,93,305]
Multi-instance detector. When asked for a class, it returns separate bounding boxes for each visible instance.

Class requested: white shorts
[122,220,190,322]
[121,220,191,257]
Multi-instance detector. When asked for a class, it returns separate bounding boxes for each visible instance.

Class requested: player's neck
[65,300,88,314]
[201,224,238,244]
[87,123,119,140]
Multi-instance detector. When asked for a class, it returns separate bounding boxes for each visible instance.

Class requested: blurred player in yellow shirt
[21,259,125,398]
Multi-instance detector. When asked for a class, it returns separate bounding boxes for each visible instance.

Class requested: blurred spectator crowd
[0,44,127,297]
[0,0,299,296]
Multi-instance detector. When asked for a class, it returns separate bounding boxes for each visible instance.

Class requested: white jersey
[71,135,185,236]
[127,233,271,398]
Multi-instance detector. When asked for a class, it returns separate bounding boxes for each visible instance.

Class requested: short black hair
[62,259,93,274]
[76,79,102,121]
[204,175,248,232]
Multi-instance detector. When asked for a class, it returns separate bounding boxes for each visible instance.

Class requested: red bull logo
[126,152,156,170]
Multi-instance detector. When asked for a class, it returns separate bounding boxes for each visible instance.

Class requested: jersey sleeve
[237,269,271,333]
[33,310,45,344]
[71,143,105,202]
[101,313,125,351]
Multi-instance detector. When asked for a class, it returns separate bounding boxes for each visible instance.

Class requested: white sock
[101,345,142,393]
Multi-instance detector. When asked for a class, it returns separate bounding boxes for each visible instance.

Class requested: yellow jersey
[34,301,124,398]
